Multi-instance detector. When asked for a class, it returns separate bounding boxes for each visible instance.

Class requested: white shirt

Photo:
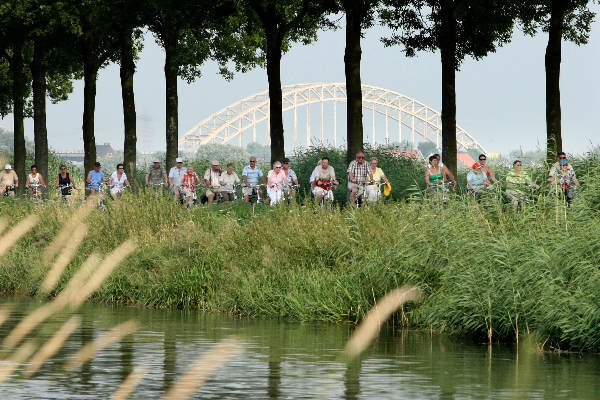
[110,171,127,189]
[169,166,186,186]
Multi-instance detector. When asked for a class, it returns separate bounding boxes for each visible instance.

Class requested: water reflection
[343,359,361,400]
[163,330,176,391]
[0,301,599,399]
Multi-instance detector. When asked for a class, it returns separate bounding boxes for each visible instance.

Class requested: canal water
[1,300,599,399]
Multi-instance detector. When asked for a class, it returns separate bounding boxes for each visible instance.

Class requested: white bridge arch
[179,82,486,154]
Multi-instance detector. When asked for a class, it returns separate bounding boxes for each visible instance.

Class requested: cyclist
[168,157,186,200]
[282,157,299,198]
[347,152,369,204]
[466,162,490,194]
[55,164,76,197]
[506,160,538,211]
[365,157,390,202]
[146,160,167,189]
[26,164,47,200]
[180,165,201,208]
[549,153,580,204]
[242,156,266,203]
[266,161,286,206]
[87,162,106,195]
[204,160,223,204]
[425,154,445,191]
[1,164,18,197]
[478,154,498,183]
[429,154,456,184]
[312,156,338,201]
[109,163,130,198]
[219,163,241,201]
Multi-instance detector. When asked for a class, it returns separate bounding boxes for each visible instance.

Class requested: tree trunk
[120,28,137,191]
[32,38,49,182]
[164,28,179,169]
[439,1,458,178]
[545,0,564,163]
[82,18,97,176]
[11,37,26,195]
[265,27,285,165]
[344,1,364,163]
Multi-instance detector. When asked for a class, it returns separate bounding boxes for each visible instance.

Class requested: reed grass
[65,320,137,371]
[162,337,243,400]
[1,153,600,351]
[24,315,80,376]
[110,366,148,400]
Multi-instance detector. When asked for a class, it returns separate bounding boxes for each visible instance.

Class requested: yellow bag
[384,183,392,197]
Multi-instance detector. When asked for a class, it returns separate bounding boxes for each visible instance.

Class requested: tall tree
[113,0,144,190]
[28,0,79,181]
[66,0,119,176]
[147,0,215,168]
[0,0,30,193]
[238,0,333,164]
[341,0,380,163]
[519,0,594,162]
[381,0,515,176]
[146,0,254,168]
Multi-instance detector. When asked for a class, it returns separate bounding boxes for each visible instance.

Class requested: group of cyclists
[0,150,580,211]
[425,151,580,211]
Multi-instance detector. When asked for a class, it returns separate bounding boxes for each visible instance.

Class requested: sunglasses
[479,158,486,161]
[559,157,567,160]
[357,156,364,159]
[275,167,281,169]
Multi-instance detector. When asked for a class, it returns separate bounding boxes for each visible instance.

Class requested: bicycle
[282,184,300,204]
[27,183,44,202]
[244,184,266,204]
[507,184,539,213]
[215,184,240,203]
[1,184,16,198]
[350,182,369,208]
[147,182,168,196]
[179,183,199,208]
[314,181,335,210]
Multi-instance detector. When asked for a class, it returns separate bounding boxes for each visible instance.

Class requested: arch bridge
[179,82,486,155]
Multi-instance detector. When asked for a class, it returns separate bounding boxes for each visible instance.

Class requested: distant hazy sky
[1,11,599,155]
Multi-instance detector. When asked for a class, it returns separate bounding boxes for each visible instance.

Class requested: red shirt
[181,172,199,191]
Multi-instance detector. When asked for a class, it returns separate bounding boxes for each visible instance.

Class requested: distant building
[55,142,115,163]
[457,153,476,168]
[96,143,115,158]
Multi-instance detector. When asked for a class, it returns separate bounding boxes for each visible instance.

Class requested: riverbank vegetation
[2,152,600,352]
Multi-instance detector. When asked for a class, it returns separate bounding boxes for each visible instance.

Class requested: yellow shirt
[1,170,18,186]
[368,167,384,188]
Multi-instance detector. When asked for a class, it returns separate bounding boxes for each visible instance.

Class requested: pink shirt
[267,170,286,191]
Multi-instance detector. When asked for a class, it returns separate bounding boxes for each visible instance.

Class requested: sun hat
[211,160,220,166]
[472,162,482,169]
[94,162,101,167]
[4,164,11,170]
[384,183,392,197]
[176,157,183,163]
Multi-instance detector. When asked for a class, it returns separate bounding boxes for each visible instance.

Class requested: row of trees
[0,0,595,193]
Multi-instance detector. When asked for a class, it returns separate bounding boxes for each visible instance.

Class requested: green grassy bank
[1,174,600,352]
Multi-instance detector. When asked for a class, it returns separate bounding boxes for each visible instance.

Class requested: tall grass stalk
[65,320,137,371]
[162,337,243,400]
[110,366,148,400]
[24,316,81,376]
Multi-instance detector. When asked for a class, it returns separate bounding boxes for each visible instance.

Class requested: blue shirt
[242,165,263,186]
[88,170,104,189]
[467,171,487,189]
